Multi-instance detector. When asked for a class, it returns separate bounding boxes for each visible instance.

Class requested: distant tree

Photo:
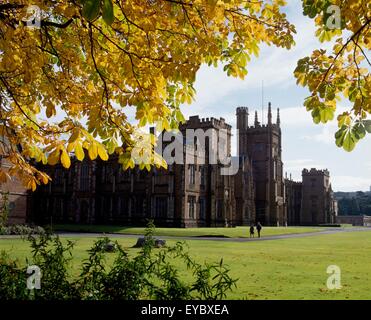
[350,197,361,215]
[294,0,370,152]
[337,193,371,216]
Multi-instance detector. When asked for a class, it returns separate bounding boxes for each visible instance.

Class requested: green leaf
[175,110,185,123]
[343,132,356,152]
[319,107,334,123]
[363,120,371,133]
[82,0,101,21]
[352,123,366,140]
[102,0,114,25]
[311,108,321,124]
[335,126,346,147]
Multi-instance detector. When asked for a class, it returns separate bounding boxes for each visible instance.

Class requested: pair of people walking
[249,222,262,238]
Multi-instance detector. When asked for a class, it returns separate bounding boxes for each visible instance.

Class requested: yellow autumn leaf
[75,143,85,161]
[88,143,98,160]
[97,143,109,161]
[61,149,71,169]
[69,129,80,143]
[48,148,61,166]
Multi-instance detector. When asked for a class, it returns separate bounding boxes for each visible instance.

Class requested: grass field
[54,224,325,238]
[1,230,371,299]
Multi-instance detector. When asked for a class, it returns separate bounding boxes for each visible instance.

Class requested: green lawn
[54,224,325,238]
[1,230,371,299]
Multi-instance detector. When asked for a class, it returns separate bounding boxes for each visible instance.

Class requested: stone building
[28,104,337,227]
[285,168,338,225]
[285,175,302,225]
[0,158,28,224]
[236,103,286,226]
[336,215,371,226]
[30,114,256,227]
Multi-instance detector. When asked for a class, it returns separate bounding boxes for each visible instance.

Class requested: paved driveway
[1,227,369,242]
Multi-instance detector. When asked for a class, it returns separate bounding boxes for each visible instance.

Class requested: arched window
[188,196,196,219]
[189,165,195,185]
[155,197,168,218]
[80,163,89,191]
[199,197,205,219]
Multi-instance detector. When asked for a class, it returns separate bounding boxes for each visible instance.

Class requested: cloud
[280,107,314,127]
[331,176,371,192]
[302,126,335,144]
[299,105,349,144]
[284,159,326,180]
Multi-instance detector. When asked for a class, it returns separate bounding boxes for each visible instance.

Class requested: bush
[0,226,10,235]
[0,192,9,227]
[0,221,238,300]
[0,251,29,300]
[0,225,46,236]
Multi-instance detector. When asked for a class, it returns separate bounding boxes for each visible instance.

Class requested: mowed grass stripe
[1,230,371,300]
[54,224,324,238]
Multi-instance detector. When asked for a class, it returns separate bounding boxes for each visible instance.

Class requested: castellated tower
[236,103,286,226]
[301,168,336,225]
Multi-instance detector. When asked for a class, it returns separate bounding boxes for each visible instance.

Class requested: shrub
[0,251,29,300]
[0,192,9,227]
[0,221,238,300]
[0,225,45,236]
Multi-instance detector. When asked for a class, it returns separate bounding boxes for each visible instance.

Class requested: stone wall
[0,160,28,224]
[336,215,371,226]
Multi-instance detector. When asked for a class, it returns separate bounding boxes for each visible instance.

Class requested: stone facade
[285,168,338,225]
[236,103,285,226]
[0,158,28,224]
[28,104,337,227]
[285,177,302,225]
[30,114,256,227]
[336,215,371,226]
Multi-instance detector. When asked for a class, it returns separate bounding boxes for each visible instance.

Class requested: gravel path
[1,227,369,242]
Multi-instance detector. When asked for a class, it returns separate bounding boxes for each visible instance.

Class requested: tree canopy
[294,0,370,152]
[0,1,369,191]
[0,0,295,190]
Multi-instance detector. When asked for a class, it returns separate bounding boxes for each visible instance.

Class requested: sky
[177,0,371,192]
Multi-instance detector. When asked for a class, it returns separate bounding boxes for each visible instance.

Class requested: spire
[254,111,259,127]
[268,102,272,125]
[277,108,280,126]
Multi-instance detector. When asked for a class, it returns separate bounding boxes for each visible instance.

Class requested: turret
[268,102,272,125]
[236,107,249,131]
[254,111,260,127]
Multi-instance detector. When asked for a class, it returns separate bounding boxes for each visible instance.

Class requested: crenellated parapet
[302,168,330,176]
[182,115,232,130]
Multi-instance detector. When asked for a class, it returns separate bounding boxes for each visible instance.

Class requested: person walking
[249,225,255,238]
[256,222,262,238]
